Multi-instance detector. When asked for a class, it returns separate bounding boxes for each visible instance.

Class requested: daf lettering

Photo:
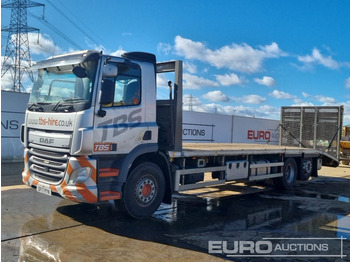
[40,138,54,144]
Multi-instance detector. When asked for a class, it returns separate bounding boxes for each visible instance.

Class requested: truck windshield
[28,60,97,112]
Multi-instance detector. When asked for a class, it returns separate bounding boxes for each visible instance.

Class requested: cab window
[102,63,141,107]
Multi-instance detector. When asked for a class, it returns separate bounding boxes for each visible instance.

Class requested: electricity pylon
[1,0,44,92]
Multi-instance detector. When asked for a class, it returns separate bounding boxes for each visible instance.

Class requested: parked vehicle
[22,50,333,218]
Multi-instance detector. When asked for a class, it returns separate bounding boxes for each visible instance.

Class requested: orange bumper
[22,149,98,203]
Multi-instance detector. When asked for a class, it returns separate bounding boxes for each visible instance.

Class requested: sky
[1,0,350,124]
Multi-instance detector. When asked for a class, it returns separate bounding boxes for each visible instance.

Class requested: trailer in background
[1,91,30,161]
[183,111,279,144]
[280,106,344,166]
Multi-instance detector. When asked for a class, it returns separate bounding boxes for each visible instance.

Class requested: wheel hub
[303,159,312,174]
[135,176,156,206]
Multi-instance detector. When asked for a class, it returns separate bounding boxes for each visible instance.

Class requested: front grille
[28,147,68,184]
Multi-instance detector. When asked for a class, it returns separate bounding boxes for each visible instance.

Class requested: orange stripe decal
[66,162,74,176]
[77,184,98,203]
[23,170,30,184]
[61,180,75,200]
[100,191,121,201]
[99,168,120,177]
[50,185,58,193]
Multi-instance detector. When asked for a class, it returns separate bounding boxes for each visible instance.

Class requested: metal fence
[280,106,344,162]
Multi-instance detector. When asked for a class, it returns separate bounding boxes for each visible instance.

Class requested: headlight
[68,167,92,184]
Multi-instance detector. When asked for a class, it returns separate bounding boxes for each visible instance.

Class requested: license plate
[37,184,52,196]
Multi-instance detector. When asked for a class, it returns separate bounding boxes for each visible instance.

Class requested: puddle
[292,191,350,203]
[17,191,350,261]
[261,190,350,203]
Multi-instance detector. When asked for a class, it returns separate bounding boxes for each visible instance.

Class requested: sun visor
[31,50,102,70]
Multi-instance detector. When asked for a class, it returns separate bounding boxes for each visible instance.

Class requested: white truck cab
[22,51,171,214]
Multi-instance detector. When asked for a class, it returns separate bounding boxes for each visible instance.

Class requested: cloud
[182,94,279,119]
[0,67,32,91]
[110,48,127,57]
[232,94,267,105]
[156,74,169,87]
[314,95,336,104]
[1,71,15,90]
[270,89,297,100]
[157,42,172,55]
[174,35,286,73]
[183,62,197,74]
[192,103,279,119]
[28,32,62,57]
[292,101,315,106]
[257,105,280,118]
[202,90,230,102]
[346,77,350,89]
[183,73,219,89]
[343,101,350,124]
[302,92,336,104]
[297,48,343,70]
[254,76,276,86]
[215,73,243,86]
[302,92,309,98]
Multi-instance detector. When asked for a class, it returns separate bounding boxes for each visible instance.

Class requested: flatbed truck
[22,50,325,218]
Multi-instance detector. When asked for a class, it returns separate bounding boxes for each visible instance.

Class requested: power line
[28,11,83,50]
[56,0,105,45]
[46,0,102,48]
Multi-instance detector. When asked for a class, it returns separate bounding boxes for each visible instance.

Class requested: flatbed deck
[168,143,321,158]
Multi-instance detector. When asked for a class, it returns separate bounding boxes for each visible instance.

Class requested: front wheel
[274,158,297,190]
[118,162,165,219]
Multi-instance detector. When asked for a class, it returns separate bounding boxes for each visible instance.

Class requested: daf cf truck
[22,50,326,218]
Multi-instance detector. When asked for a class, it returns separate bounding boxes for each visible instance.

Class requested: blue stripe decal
[97,122,158,129]
[84,126,94,131]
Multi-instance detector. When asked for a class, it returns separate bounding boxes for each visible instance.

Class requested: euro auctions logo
[208,237,347,259]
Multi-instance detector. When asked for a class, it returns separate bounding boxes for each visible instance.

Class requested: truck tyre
[118,162,165,219]
[274,158,297,190]
[299,158,312,181]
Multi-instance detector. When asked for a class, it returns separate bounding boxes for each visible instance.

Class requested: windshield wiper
[28,102,49,111]
[52,98,87,111]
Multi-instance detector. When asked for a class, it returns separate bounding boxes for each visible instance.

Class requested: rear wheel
[274,158,297,190]
[299,158,312,181]
[118,162,165,219]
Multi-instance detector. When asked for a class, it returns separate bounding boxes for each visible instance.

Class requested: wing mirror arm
[97,106,106,117]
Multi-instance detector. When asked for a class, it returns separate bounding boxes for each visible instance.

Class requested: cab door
[93,61,148,155]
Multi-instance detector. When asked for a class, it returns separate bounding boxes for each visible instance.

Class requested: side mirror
[102,64,118,78]
[98,79,114,117]
[100,79,114,104]
[73,66,88,78]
